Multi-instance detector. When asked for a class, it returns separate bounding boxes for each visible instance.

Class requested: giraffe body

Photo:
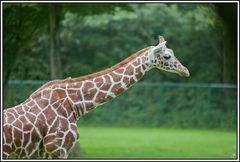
[3,36,189,159]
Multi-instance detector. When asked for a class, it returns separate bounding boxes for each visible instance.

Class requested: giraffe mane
[72,47,150,82]
[30,47,150,97]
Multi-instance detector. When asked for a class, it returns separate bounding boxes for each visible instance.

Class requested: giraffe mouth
[178,66,190,77]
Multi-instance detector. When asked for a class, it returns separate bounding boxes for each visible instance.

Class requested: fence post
[18,80,25,103]
[111,100,117,125]
[207,85,212,128]
[159,83,165,126]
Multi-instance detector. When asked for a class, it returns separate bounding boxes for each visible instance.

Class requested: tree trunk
[215,4,237,84]
[49,4,57,80]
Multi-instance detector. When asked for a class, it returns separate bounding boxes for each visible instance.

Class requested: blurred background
[3,3,238,159]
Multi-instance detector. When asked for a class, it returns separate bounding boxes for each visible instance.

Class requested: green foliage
[6,4,226,83]
[3,3,131,81]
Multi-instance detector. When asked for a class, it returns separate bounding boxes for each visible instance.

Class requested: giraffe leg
[44,137,68,159]
[66,123,80,157]
[44,121,79,159]
[3,126,13,159]
[3,151,10,159]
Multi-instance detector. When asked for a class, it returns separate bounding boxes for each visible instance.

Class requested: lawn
[72,126,236,159]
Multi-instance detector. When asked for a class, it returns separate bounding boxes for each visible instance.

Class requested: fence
[4,80,237,129]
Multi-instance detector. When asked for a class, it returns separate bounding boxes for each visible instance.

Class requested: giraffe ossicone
[3,35,190,159]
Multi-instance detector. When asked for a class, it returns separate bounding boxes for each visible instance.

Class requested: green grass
[73,126,236,159]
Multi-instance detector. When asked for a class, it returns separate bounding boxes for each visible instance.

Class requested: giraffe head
[149,36,190,77]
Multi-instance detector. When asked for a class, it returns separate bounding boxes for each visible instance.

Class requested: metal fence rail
[5,80,237,129]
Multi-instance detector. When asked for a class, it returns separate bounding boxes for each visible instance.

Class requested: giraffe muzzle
[178,66,190,77]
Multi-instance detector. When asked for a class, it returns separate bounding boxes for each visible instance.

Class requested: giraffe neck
[72,47,153,118]
[30,47,153,121]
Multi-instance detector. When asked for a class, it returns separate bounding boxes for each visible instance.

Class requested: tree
[3,4,47,98]
[3,3,132,158]
[215,3,237,83]
[3,3,131,100]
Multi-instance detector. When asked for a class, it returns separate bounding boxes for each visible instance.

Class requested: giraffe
[3,36,189,159]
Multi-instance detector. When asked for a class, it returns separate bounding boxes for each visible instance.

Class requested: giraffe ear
[158,35,165,43]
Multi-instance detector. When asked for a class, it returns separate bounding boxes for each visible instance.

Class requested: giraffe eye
[163,55,171,60]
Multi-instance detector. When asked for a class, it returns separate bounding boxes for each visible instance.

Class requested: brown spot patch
[45,137,59,153]
[57,89,67,100]
[52,101,61,109]
[3,124,12,144]
[36,98,49,108]
[35,113,47,137]
[109,72,122,82]
[85,102,94,111]
[142,64,146,70]
[63,132,74,150]
[84,88,97,100]
[132,59,141,66]
[104,75,111,83]
[23,122,33,132]
[13,118,23,129]
[5,112,15,124]
[31,128,41,142]
[100,82,111,91]
[56,105,68,117]
[29,105,41,115]
[69,93,79,103]
[123,77,130,85]
[124,65,134,75]
[42,108,57,125]
[3,145,12,154]
[111,83,123,96]
[95,92,107,103]
[128,77,135,87]
[67,89,77,95]
[95,77,103,84]
[70,124,79,139]
[27,100,35,107]
[25,112,37,125]
[59,118,69,132]
[13,128,22,147]
[67,81,83,90]
[17,106,25,115]
[19,115,28,125]
[82,82,94,94]
[50,91,59,103]
[115,68,124,74]
[7,109,18,118]
[64,99,73,116]
[51,149,65,158]
[105,95,113,102]
[42,90,51,99]
[75,90,83,101]
[135,67,143,79]
[23,133,30,145]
